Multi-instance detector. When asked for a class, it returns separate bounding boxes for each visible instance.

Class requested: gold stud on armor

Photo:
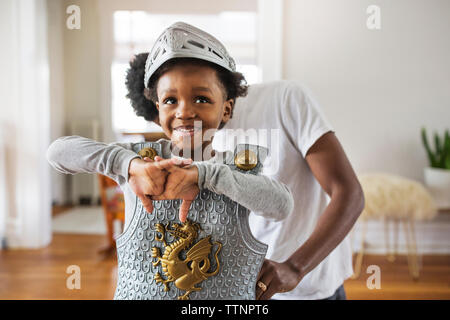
[234,150,258,171]
[138,147,157,160]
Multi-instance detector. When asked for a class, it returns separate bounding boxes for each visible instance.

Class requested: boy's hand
[128,157,192,213]
[151,157,200,223]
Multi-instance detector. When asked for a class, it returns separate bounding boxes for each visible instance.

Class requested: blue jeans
[270,284,347,300]
[320,284,347,300]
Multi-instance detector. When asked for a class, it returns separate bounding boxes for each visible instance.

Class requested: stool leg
[384,217,395,262]
[106,213,114,248]
[408,217,420,280]
[402,217,420,281]
[392,219,399,262]
[351,218,366,279]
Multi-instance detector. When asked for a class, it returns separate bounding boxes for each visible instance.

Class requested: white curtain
[0,0,52,248]
[0,126,7,248]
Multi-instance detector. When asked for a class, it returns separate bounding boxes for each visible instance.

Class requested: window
[111,11,259,133]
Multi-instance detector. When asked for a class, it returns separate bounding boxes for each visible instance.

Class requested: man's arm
[256,131,365,299]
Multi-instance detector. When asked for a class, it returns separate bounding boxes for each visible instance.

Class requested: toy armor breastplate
[114,142,269,300]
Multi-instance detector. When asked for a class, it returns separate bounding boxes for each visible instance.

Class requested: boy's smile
[155,64,233,159]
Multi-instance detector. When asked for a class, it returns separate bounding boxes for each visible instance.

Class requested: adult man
[211,80,364,300]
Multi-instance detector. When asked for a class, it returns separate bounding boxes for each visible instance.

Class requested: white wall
[46,0,102,204]
[63,0,100,123]
[47,0,67,205]
[283,0,450,182]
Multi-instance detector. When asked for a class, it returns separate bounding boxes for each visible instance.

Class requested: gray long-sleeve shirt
[46,136,294,229]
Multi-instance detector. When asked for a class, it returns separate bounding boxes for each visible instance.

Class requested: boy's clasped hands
[128,156,199,223]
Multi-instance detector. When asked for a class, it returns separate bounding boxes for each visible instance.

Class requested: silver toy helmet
[144,21,236,88]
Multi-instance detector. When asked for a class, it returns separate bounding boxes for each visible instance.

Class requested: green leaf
[444,130,450,169]
[434,132,442,155]
[422,127,438,167]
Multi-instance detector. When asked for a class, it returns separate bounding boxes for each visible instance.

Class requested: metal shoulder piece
[114,142,268,300]
[132,142,162,160]
[231,143,269,175]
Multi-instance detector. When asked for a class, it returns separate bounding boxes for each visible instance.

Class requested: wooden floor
[345,254,450,299]
[0,233,449,300]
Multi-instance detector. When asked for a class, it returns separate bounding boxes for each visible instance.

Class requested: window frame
[97,0,283,142]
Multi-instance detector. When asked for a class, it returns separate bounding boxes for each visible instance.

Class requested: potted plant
[421,127,450,209]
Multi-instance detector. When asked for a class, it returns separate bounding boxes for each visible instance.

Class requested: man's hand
[151,157,200,222]
[255,259,302,300]
[128,157,192,213]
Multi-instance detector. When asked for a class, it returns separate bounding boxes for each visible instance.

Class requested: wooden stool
[97,174,125,258]
[351,173,437,280]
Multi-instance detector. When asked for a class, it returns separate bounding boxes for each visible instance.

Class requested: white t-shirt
[212,80,354,300]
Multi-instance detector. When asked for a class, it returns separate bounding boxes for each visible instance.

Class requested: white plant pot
[424,167,450,210]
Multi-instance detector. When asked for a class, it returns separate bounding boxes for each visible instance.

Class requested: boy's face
[155,64,233,156]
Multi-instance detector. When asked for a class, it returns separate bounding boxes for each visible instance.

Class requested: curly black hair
[125,53,156,122]
[125,53,249,124]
